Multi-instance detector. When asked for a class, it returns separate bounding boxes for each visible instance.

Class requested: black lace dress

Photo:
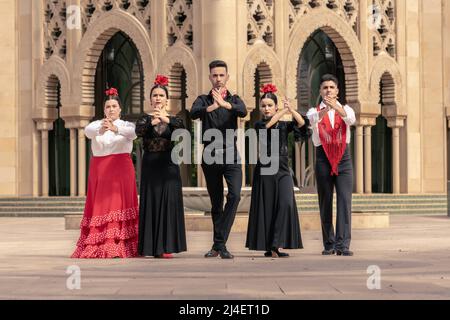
[246,117,310,252]
[135,114,187,256]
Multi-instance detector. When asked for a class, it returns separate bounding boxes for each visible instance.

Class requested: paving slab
[0,216,450,300]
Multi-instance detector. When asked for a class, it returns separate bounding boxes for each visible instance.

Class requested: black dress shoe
[336,249,354,256]
[204,249,219,258]
[219,248,234,259]
[322,249,336,255]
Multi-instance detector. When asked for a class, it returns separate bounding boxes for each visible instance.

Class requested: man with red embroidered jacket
[307,74,356,256]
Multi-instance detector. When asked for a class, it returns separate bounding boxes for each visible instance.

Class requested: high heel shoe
[273,248,289,258]
[264,251,272,257]
[264,248,289,258]
[155,253,173,259]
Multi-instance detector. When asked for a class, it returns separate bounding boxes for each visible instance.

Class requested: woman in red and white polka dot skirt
[71,88,139,259]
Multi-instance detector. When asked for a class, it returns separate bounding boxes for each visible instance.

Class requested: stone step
[0,202,86,207]
[296,199,447,204]
[0,194,446,201]
[1,208,445,218]
[1,199,446,206]
[0,212,82,218]
[296,204,447,210]
[0,208,83,212]
[0,197,86,202]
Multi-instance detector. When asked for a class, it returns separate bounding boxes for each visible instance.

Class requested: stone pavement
[1,216,450,300]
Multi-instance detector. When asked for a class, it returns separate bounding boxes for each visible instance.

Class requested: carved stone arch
[71,9,155,107]
[37,55,70,110]
[242,44,283,110]
[34,56,71,127]
[157,43,198,110]
[369,54,403,115]
[286,8,368,108]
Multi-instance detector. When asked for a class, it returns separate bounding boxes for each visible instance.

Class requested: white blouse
[306,101,356,147]
[84,119,137,157]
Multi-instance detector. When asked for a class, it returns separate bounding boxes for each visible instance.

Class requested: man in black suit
[191,60,247,259]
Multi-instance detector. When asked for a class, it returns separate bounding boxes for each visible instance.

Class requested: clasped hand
[322,95,338,111]
[211,88,229,109]
[282,98,296,114]
[100,118,118,134]
[151,107,169,125]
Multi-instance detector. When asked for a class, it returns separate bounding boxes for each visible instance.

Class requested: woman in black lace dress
[246,84,310,258]
[136,75,187,258]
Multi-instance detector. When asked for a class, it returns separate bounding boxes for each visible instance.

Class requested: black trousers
[201,163,242,251]
[315,146,353,251]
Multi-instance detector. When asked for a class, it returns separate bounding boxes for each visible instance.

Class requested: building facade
[1,0,449,197]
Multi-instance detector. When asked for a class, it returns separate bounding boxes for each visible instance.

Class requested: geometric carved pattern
[167,0,193,49]
[169,63,187,101]
[372,0,396,58]
[288,0,359,35]
[81,0,152,36]
[247,0,275,47]
[44,0,67,60]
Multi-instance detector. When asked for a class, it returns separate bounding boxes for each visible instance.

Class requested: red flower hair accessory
[261,84,278,94]
[105,87,119,97]
[154,75,169,87]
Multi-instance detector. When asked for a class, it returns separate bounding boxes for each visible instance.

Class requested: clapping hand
[323,95,337,111]
[151,107,162,125]
[282,97,294,114]
[100,118,118,134]
[211,88,228,108]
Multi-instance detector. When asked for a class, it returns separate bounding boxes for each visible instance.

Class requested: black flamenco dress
[246,116,310,252]
[135,114,187,256]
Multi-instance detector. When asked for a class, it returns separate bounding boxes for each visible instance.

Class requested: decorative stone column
[77,128,86,196]
[193,119,205,187]
[237,119,247,186]
[36,122,54,197]
[300,141,306,187]
[41,130,49,197]
[364,126,373,194]
[33,108,58,197]
[355,125,364,194]
[359,116,377,194]
[61,104,95,197]
[387,117,406,194]
[295,142,301,188]
[70,129,77,196]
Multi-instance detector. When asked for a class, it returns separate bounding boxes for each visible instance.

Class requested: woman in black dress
[136,75,187,258]
[246,84,310,258]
